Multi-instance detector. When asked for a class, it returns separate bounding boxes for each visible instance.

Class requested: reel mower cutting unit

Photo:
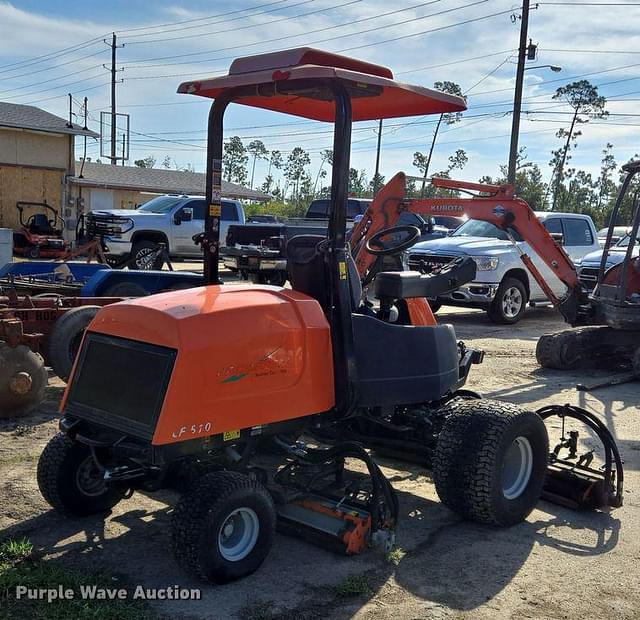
[37,48,624,584]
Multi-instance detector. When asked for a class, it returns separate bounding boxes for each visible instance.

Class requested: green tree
[247,140,268,189]
[313,149,333,195]
[549,80,608,208]
[284,147,311,203]
[597,143,617,211]
[134,155,156,169]
[348,168,367,196]
[417,80,465,196]
[223,136,248,184]
[262,150,283,194]
[479,149,547,209]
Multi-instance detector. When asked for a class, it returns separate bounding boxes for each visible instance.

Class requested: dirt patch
[1,305,638,619]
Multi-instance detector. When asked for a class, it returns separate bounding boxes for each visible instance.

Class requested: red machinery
[0,291,120,417]
[12,202,71,259]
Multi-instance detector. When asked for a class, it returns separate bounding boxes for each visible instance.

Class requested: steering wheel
[365,225,421,256]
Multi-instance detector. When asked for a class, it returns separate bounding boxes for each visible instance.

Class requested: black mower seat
[374,256,477,300]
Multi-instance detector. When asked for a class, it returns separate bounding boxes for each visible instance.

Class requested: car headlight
[472,256,499,271]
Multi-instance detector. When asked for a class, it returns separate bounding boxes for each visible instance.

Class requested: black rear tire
[129,240,164,270]
[47,306,100,381]
[249,272,287,286]
[37,432,124,516]
[428,300,442,313]
[102,282,150,297]
[433,399,548,527]
[488,277,527,324]
[171,471,276,583]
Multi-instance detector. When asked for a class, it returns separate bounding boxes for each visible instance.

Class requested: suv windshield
[452,219,523,242]
[138,196,184,214]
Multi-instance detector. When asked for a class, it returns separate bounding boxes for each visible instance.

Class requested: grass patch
[0,539,157,619]
[386,547,407,566]
[333,573,372,598]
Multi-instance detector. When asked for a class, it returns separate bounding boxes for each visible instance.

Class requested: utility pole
[373,119,382,195]
[66,93,73,128]
[507,0,530,185]
[104,33,124,165]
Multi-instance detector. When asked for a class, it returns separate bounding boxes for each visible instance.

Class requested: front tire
[433,399,548,527]
[171,471,276,583]
[488,277,527,324]
[37,433,124,516]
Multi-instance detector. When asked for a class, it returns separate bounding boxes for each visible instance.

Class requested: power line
[122,0,322,45]
[118,0,294,36]
[124,3,513,80]
[0,38,106,75]
[124,0,450,67]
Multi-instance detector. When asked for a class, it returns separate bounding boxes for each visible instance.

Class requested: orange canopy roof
[177,48,466,122]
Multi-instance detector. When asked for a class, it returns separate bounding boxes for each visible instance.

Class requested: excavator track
[536,326,640,370]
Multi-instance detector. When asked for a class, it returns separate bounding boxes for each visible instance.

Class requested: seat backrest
[287,234,362,310]
[30,213,54,234]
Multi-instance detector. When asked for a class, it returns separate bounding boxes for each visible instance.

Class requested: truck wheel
[171,471,276,583]
[433,399,548,527]
[37,432,124,516]
[47,306,100,382]
[0,343,47,419]
[488,277,527,324]
[130,240,164,270]
[428,300,442,313]
[632,347,640,378]
[102,282,149,297]
[250,272,287,286]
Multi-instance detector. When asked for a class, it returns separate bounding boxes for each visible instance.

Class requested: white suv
[405,212,599,323]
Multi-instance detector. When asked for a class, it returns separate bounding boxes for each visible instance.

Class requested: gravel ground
[1,293,638,619]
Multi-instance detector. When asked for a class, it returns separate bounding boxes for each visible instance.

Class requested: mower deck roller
[38,47,623,583]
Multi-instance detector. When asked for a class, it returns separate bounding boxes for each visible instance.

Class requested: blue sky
[1,0,640,192]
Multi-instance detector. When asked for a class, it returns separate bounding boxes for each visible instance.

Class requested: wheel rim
[218,507,260,562]
[135,248,156,270]
[75,456,107,497]
[501,286,523,318]
[501,436,534,500]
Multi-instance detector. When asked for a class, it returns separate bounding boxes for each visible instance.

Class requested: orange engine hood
[76,285,335,445]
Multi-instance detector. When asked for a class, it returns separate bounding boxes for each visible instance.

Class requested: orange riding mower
[37,48,622,584]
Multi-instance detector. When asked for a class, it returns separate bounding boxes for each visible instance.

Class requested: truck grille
[578,267,599,291]
[407,253,457,272]
[86,213,134,238]
[65,333,176,439]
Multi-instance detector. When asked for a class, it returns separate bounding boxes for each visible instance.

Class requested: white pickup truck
[405,212,600,323]
[87,194,245,269]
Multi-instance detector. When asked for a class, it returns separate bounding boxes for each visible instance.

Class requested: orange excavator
[37,48,623,584]
[348,171,640,373]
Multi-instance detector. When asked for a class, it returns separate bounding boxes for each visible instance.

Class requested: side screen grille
[66,333,176,438]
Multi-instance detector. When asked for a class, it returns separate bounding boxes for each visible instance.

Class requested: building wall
[0,165,64,229]
[73,187,160,211]
[0,128,70,169]
[0,128,73,231]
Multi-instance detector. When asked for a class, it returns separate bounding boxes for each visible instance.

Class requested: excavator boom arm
[350,173,587,323]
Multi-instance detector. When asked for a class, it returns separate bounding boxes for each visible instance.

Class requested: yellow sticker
[223,429,241,441]
[209,204,221,217]
[338,261,348,280]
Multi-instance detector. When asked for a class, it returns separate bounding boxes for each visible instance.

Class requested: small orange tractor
[12,202,71,259]
[38,48,623,583]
